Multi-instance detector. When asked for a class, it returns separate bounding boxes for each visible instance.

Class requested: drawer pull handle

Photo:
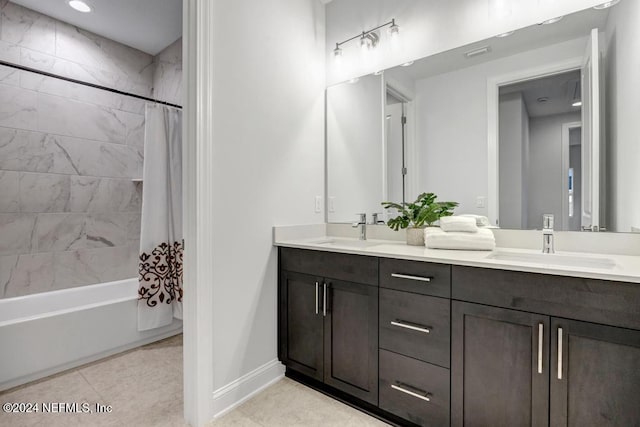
[391,320,431,334]
[557,327,563,380]
[315,281,319,315]
[391,273,432,282]
[391,383,431,402]
[538,323,543,374]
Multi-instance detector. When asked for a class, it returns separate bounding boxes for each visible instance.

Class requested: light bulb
[593,0,620,9]
[68,0,92,12]
[360,36,371,51]
[333,45,343,61]
[388,22,400,39]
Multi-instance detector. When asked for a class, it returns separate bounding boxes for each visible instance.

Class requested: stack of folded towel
[424,215,496,251]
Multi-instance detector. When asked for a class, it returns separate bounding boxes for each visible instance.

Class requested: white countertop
[274,234,640,284]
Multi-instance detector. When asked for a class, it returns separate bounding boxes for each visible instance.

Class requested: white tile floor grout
[0,334,389,427]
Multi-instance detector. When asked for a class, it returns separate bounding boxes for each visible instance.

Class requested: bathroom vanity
[275,235,640,427]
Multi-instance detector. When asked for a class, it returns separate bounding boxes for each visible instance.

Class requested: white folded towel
[439,216,478,233]
[424,227,495,251]
[459,214,491,227]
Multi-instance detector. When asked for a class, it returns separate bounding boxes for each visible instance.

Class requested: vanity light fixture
[68,0,92,12]
[333,19,400,61]
[540,16,564,25]
[496,31,515,38]
[593,0,620,9]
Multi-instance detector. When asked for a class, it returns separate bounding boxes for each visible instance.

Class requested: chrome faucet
[542,214,555,254]
[353,213,367,240]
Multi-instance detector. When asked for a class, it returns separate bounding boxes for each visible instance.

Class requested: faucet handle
[372,212,385,224]
[543,214,554,230]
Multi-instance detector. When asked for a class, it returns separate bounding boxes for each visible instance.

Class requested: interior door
[581,28,601,231]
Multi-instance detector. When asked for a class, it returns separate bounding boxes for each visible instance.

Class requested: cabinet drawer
[380,258,450,297]
[452,266,640,330]
[380,289,450,367]
[379,349,450,427]
[280,247,378,286]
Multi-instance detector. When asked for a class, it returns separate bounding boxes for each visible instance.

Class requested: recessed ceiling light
[68,0,92,13]
[496,31,515,38]
[537,97,549,103]
[401,61,414,67]
[348,78,360,84]
[540,16,564,25]
[374,70,384,76]
[593,0,620,9]
[572,101,582,107]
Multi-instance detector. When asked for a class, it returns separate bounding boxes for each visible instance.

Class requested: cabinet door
[550,318,640,427]
[452,301,550,427]
[323,279,379,405]
[279,271,324,381]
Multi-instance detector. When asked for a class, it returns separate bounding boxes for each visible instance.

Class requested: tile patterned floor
[1,334,389,426]
[209,378,390,427]
[0,334,185,427]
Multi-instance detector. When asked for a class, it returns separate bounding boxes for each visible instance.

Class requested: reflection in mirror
[498,70,583,231]
[327,74,383,223]
[326,1,640,232]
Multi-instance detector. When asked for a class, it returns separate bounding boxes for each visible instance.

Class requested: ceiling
[11,0,182,55]
[501,70,582,118]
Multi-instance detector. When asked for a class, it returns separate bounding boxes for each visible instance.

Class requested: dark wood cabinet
[279,271,324,381]
[278,248,379,405]
[550,318,640,427]
[278,246,640,427]
[323,278,378,404]
[452,301,550,427]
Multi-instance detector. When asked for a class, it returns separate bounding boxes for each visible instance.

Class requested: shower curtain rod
[0,59,182,109]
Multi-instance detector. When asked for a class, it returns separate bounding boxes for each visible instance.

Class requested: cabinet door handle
[557,327,563,380]
[391,320,431,334]
[391,383,431,402]
[391,273,432,282]
[538,323,543,374]
[323,282,327,317]
[315,281,319,315]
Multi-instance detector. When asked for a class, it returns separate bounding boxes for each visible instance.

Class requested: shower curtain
[137,104,183,331]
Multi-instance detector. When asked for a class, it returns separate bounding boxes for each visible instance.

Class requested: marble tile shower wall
[0,2,157,298]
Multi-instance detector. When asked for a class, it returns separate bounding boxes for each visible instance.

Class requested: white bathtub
[0,278,182,391]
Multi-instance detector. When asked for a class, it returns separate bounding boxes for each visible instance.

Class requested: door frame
[487,58,583,227]
[561,121,582,231]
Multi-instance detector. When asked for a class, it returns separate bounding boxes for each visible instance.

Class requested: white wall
[208,0,325,411]
[413,37,587,219]
[604,0,640,232]
[325,0,605,84]
[327,74,383,222]
[527,112,581,229]
[499,92,528,229]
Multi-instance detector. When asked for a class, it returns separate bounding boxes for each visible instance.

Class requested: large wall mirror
[326,2,639,233]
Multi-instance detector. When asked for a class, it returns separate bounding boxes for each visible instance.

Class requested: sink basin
[311,238,382,249]
[487,251,616,270]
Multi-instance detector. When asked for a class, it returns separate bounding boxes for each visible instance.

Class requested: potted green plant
[381,192,459,246]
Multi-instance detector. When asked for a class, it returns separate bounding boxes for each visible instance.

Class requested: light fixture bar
[334,19,398,50]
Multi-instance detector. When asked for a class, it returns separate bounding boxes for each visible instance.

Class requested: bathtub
[0,278,182,391]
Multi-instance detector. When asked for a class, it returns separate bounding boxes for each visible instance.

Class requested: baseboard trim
[212,359,285,418]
